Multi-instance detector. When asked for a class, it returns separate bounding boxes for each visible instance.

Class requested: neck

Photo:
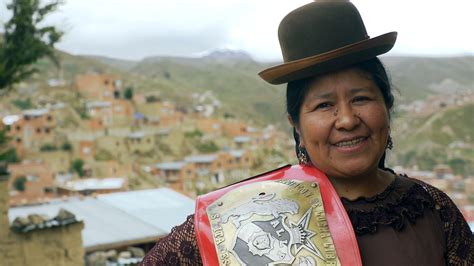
[328,168,394,200]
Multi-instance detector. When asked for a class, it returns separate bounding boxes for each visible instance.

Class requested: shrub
[40,143,57,152]
[13,176,27,191]
[61,142,72,151]
[71,159,85,177]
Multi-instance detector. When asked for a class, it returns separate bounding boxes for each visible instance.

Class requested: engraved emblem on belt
[207,179,340,265]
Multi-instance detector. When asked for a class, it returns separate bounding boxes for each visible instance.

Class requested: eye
[352,96,371,103]
[314,102,332,110]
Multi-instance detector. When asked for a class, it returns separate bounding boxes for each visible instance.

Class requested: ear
[287,115,305,148]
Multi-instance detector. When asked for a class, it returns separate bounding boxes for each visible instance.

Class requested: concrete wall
[0,223,85,266]
[0,175,85,266]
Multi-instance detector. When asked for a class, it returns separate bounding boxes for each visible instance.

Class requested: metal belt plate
[206,179,341,266]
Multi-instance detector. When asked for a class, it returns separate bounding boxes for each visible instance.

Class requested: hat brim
[259,32,397,85]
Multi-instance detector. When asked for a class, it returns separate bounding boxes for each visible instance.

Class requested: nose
[334,105,360,131]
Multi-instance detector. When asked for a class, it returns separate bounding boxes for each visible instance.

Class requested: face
[293,68,389,179]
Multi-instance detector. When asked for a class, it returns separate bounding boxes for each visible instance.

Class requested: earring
[387,135,393,150]
[297,146,309,165]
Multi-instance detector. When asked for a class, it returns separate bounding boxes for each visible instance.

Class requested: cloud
[1,0,472,61]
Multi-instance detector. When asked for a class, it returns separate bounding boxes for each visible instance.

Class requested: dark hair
[286,57,394,168]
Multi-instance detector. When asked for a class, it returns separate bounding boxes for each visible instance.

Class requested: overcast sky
[1,0,473,61]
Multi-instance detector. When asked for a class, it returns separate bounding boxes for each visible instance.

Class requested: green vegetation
[94,149,114,161]
[75,105,89,119]
[184,129,203,138]
[390,104,474,174]
[195,140,219,153]
[0,147,19,163]
[13,176,27,191]
[11,98,33,110]
[124,86,133,100]
[40,143,57,152]
[157,141,173,156]
[0,129,19,165]
[71,159,85,177]
[0,0,63,90]
[61,142,72,151]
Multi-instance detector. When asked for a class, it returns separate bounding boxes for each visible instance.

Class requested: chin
[322,160,378,179]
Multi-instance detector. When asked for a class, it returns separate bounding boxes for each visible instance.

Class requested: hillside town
[0,72,296,265]
[0,73,473,265]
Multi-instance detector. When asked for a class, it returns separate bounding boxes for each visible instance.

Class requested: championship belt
[195,164,362,266]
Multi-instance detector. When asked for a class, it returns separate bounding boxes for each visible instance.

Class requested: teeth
[335,137,365,147]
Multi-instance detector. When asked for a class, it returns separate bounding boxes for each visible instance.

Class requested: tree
[124,86,133,100]
[71,159,84,177]
[13,176,27,191]
[0,0,63,91]
[0,128,19,165]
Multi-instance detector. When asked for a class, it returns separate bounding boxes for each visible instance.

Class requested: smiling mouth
[334,137,367,148]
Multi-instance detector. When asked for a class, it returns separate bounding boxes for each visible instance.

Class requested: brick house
[7,161,55,206]
[136,101,184,128]
[95,136,129,159]
[88,161,133,179]
[75,73,121,100]
[84,100,134,129]
[229,149,253,169]
[111,99,134,127]
[154,162,196,195]
[78,140,95,161]
[222,120,248,137]
[196,118,223,135]
[5,109,56,157]
[184,153,235,184]
[125,132,155,154]
[37,150,71,174]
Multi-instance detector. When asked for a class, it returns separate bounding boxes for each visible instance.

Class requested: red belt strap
[195,164,362,266]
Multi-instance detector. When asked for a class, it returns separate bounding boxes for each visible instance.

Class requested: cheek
[299,115,331,146]
[365,105,390,134]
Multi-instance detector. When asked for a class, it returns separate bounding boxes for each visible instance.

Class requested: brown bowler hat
[259,0,397,85]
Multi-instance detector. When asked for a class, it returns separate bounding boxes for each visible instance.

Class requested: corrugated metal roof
[8,188,194,251]
[185,154,217,163]
[23,108,49,116]
[61,177,126,191]
[155,161,186,170]
[85,101,112,109]
[127,132,145,139]
[229,150,244,158]
[234,136,251,143]
[98,189,194,233]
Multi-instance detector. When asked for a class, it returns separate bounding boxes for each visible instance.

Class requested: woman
[141,1,473,265]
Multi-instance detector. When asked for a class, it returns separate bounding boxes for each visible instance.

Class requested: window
[45,128,50,134]
[16,138,21,143]
[47,115,52,121]
[82,147,91,155]
[27,175,38,181]
[16,125,21,131]
[36,128,41,133]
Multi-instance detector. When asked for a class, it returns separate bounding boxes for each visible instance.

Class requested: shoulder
[404,174,461,212]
